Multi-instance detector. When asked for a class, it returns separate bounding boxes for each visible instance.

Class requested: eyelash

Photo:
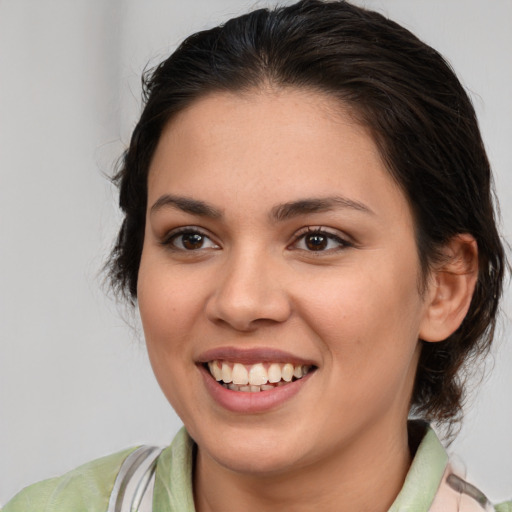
[290,227,352,253]
[161,226,352,254]
[161,227,219,251]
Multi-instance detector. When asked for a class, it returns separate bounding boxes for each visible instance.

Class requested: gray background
[1,0,511,505]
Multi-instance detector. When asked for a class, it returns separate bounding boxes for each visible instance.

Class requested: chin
[192,422,309,476]
[206,444,303,477]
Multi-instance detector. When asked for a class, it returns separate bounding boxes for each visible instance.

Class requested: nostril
[205,291,292,331]
[204,261,292,330]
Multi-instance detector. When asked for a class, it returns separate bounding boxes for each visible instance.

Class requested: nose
[205,249,292,331]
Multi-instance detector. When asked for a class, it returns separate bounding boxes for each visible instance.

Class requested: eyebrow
[150,194,223,218]
[270,196,374,222]
[150,194,373,221]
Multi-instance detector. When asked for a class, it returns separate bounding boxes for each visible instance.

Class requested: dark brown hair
[107,0,505,433]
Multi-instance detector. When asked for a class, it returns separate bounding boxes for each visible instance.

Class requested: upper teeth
[207,361,311,386]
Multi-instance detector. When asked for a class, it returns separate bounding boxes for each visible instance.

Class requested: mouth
[204,361,316,392]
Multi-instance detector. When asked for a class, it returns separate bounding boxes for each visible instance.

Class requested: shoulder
[393,422,511,512]
[431,466,512,512]
[2,447,138,512]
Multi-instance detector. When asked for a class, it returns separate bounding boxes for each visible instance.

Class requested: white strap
[108,445,163,512]
[429,463,494,511]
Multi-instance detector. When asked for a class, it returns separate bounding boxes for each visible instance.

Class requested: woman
[3,1,510,511]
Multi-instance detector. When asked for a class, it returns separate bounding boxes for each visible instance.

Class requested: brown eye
[181,232,205,250]
[291,228,351,253]
[165,229,219,251]
[305,233,328,251]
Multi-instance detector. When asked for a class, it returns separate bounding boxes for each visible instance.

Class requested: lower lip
[198,364,314,413]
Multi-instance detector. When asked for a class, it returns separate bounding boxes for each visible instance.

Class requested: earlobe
[419,234,479,343]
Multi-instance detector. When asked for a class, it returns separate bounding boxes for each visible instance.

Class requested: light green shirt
[3,426,511,511]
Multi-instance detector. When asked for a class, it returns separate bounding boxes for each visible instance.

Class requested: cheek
[137,260,203,417]
[137,263,203,405]
[138,257,206,344]
[294,267,423,427]
[294,257,424,370]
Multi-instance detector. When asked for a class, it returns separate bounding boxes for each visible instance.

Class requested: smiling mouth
[205,361,315,392]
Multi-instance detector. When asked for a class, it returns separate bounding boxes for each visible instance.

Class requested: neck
[193,419,412,512]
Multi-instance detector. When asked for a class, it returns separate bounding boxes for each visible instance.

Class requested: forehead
[147,88,410,224]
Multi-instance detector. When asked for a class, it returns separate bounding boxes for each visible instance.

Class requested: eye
[291,228,351,252]
[163,228,219,251]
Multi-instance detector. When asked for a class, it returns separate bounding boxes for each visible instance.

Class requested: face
[138,89,433,476]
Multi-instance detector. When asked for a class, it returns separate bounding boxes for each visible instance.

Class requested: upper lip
[196,347,318,366]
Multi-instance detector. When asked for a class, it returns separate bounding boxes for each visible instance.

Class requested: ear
[419,234,478,343]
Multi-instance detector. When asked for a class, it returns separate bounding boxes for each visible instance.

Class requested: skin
[137,88,475,512]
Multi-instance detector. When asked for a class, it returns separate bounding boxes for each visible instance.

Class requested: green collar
[153,428,196,512]
[388,425,448,511]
